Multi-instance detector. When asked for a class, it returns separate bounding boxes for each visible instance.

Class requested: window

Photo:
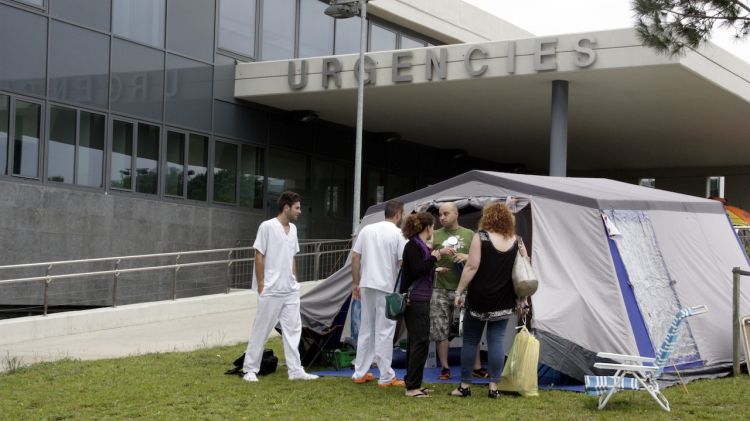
[187,134,208,201]
[112,0,166,48]
[240,145,263,209]
[638,178,655,189]
[111,39,165,121]
[214,140,238,204]
[0,4,47,96]
[298,0,333,58]
[370,23,396,52]
[218,0,257,57]
[13,100,41,178]
[50,0,111,32]
[261,0,295,60]
[400,35,426,49]
[334,16,361,55]
[707,176,725,198]
[165,55,212,132]
[165,131,185,197]
[16,0,44,8]
[48,106,105,187]
[136,123,159,194]
[111,120,133,190]
[167,0,215,62]
[0,95,8,174]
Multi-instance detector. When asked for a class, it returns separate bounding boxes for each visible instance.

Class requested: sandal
[439,368,451,380]
[450,385,471,397]
[405,390,431,398]
[420,388,434,394]
[472,367,490,378]
[488,389,500,399]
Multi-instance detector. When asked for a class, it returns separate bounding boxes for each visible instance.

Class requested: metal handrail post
[172,254,181,301]
[226,250,233,294]
[112,259,121,308]
[313,242,321,281]
[43,264,52,316]
[733,267,742,376]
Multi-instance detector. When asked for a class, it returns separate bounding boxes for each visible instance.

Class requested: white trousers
[353,287,397,384]
[243,292,304,376]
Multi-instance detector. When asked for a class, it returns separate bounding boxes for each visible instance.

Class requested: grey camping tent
[299,170,750,380]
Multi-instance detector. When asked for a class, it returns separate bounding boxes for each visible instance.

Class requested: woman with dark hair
[451,202,529,398]
[400,212,449,398]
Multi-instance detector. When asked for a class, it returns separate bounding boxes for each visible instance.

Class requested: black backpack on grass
[224,349,278,376]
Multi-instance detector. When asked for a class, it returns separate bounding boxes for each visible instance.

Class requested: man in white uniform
[242,191,318,382]
[351,200,407,387]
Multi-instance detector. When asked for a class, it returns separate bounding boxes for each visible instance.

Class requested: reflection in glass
[136,123,159,195]
[0,4,47,96]
[111,39,165,121]
[370,23,396,52]
[187,134,208,201]
[400,36,426,49]
[78,111,104,188]
[261,0,295,60]
[13,100,40,178]
[48,106,76,183]
[240,145,263,209]
[111,120,133,189]
[218,0,256,57]
[0,95,8,175]
[299,0,333,58]
[112,0,166,48]
[334,16,361,54]
[214,141,237,204]
[165,131,185,197]
[165,55,212,132]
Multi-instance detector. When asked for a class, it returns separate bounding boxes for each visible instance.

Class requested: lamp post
[325,0,368,235]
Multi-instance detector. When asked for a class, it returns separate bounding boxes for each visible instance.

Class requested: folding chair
[584,305,708,412]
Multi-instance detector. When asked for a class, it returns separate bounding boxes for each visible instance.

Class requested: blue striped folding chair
[584,305,708,412]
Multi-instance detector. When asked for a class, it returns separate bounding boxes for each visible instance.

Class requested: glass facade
[0,0,447,240]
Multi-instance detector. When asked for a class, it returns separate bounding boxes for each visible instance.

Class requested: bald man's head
[438,202,459,229]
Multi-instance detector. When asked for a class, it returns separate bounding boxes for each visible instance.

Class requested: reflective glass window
[299,0,333,58]
[48,106,77,183]
[112,0,166,48]
[400,35,426,49]
[49,21,110,109]
[13,100,40,178]
[213,140,237,204]
[50,0,111,32]
[111,39,165,121]
[78,111,105,188]
[136,123,159,195]
[268,148,308,235]
[0,95,8,174]
[111,120,133,190]
[370,23,396,52]
[261,0,295,61]
[334,16,361,54]
[165,55,212,132]
[167,0,215,62]
[19,0,44,7]
[0,4,47,96]
[213,100,267,142]
[165,131,185,197]
[218,0,256,57]
[240,145,263,209]
[187,134,208,201]
[213,54,236,102]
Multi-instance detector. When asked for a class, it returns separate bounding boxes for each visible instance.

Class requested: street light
[325,0,368,235]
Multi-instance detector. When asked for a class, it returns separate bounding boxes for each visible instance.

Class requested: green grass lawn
[1,338,749,420]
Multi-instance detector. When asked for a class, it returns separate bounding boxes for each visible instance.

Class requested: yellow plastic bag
[497,325,539,397]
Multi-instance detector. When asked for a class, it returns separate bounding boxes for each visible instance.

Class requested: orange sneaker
[378,378,405,388]
[352,373,375,384]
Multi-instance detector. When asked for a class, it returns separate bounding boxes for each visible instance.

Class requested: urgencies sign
[287,36,597,90]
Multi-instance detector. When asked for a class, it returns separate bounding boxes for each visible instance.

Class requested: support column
[549,80,568,177]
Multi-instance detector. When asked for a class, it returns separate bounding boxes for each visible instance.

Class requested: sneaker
[378,378,405,388]
[439,368,451,380]
[472,367,490,378]
[352,373,375,384]
[289,372,319,381]
[242,372,258,382]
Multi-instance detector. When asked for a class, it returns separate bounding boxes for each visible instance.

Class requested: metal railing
[732,267,750,376]
[0,239,352,318]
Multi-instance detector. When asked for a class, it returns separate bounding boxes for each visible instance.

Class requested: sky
[462,0,750,63]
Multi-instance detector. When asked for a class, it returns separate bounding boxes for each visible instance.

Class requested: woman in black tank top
[450,203,529,398]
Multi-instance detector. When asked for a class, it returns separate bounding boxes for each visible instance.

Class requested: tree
[634,0,750,55]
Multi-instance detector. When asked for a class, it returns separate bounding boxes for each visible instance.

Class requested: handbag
[385,269,407,320]
[512,237,538,296]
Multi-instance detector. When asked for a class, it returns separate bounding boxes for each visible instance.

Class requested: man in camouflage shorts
[430,202,488,380]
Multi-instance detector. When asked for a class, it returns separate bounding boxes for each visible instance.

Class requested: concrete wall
[0,180,264,307]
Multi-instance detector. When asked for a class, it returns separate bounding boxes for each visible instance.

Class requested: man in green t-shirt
[430,202,487,379]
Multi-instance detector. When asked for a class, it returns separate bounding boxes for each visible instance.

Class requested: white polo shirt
[352,220,407,293]
[253,218,300,297]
